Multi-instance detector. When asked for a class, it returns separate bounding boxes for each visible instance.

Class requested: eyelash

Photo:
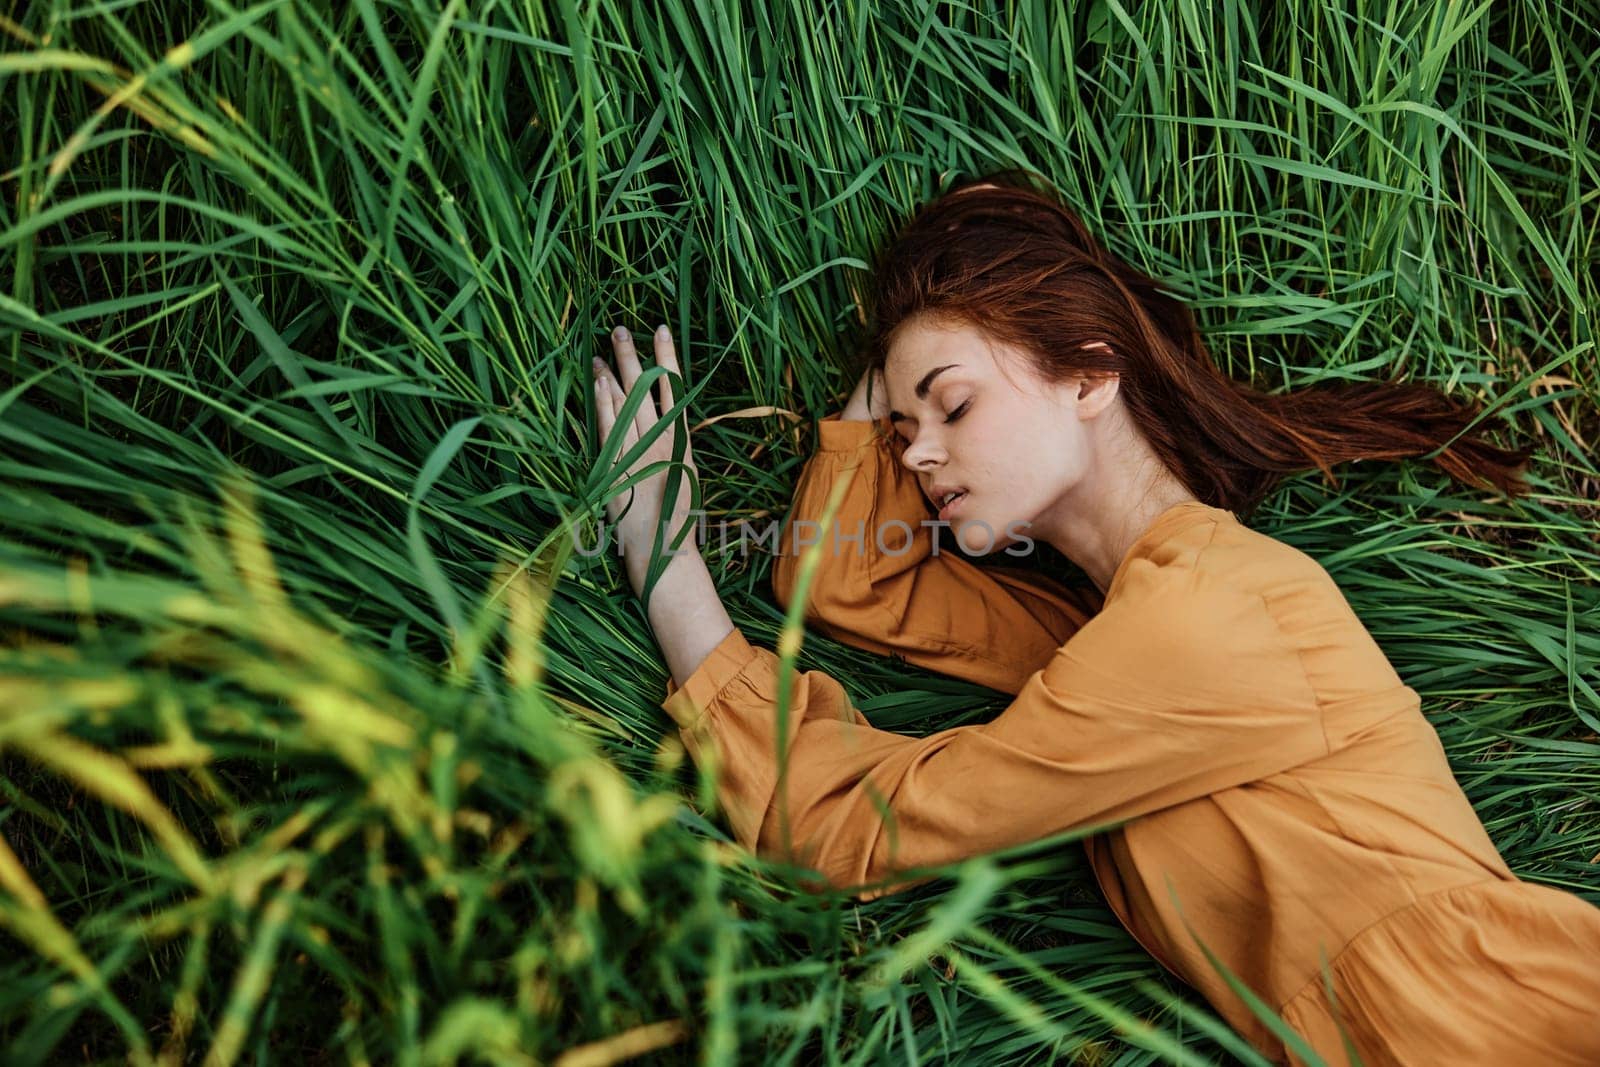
[896,399,971,443]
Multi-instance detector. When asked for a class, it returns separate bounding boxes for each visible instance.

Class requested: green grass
[1,0,1597,1063]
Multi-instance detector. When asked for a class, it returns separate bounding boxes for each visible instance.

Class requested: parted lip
[923,483,967,507]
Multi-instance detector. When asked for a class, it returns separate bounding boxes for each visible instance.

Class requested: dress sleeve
[770,412,1102,695]
[662,573,1330,902]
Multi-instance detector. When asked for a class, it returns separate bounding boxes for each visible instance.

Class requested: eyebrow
[887,364,962,423]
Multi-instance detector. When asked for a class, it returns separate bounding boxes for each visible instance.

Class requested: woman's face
[882,316,1096,556]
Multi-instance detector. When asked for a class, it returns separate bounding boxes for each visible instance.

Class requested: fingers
[610,326,656,441]
[594,358,615,442]
[605,368,638,450]
[652,324,695,469]
[652,324,677,414]
[593,359,620,521]
[597,323,694,482]
[593,355,640,459]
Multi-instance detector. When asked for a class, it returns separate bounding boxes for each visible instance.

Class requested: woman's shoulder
[1059,516,1322,711]
[1200,511,1335,590]
[1107,504,1353,637]
[1064,506,1396,712]
[1121,507,1392,688]
[1114,500,1317,574]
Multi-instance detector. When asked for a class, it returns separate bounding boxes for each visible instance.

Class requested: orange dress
[660,413,1600,1065]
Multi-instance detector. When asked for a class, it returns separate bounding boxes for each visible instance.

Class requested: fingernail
[612,325,630,342]
[656,324,670,338]
[591,356,606,374]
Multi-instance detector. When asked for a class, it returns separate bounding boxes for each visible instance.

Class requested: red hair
[860,171,1533,520]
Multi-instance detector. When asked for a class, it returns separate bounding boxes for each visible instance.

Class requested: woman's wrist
[623,514,694,598]
[839,397,874,421]
[640,549,737,687]
[840,367,887,422]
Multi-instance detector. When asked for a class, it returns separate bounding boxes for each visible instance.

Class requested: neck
[1029,420,1199,596]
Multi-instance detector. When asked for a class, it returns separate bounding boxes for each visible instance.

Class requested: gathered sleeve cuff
[662,626,872,856]
[812,412,892,453]
[662,626,761,733]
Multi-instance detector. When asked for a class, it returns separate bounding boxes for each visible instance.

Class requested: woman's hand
[592,324,699,602]
[592,323,736,689]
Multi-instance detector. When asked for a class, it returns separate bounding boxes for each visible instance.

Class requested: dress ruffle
[1280,878,1600,1066]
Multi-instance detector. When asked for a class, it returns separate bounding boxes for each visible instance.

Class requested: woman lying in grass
[588,173,1600,1065]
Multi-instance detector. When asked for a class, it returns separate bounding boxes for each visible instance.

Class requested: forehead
[885,318,990,376]
[883,318,1017,410]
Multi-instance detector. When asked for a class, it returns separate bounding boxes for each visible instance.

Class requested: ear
[1075,372,1121,420]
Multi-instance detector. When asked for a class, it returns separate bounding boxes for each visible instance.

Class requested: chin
[949,515,1005,557]
[951,508,1038,559]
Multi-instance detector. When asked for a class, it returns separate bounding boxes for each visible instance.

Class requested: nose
[899,430,946,472]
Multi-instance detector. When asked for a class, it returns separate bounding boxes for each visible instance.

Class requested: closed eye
[893,399,972,443]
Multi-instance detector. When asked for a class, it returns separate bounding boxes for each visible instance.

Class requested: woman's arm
[838,365,887,422]
[647,553,735,688]
[591,324,732,686]
[772,372,1102,695]
[664,567,1328,901]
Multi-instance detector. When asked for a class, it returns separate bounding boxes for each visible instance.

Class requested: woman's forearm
[644,550,737,688]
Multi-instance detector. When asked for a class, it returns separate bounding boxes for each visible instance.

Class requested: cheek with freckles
[987,431,1085,527]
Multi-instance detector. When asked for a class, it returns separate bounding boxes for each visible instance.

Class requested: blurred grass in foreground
[1,0,1597,1062]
